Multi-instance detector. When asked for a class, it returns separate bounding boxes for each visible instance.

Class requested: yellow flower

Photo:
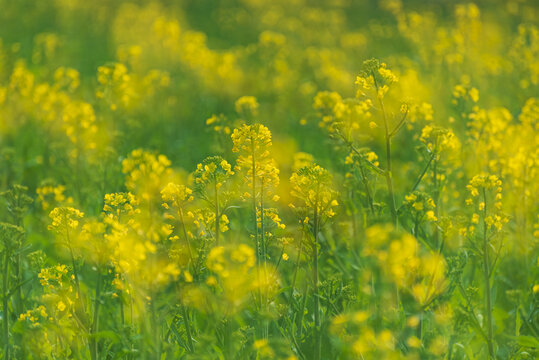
[235,96,259,118]
[407,336,421,348]
[232,124,279,188]
[161,183,193,208]
[469,87,479,103]
[57,301,66,312]
[48,207,84,233]
[290,165,338,218]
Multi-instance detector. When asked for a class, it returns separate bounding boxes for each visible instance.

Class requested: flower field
[0,0,538,359]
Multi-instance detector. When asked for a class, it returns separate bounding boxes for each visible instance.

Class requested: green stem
[13,227,24,359]
[66,229,85,314]
[417,311,423,343]
[357,158,375,216]
[14,236,23,316]
[214,176,220,246]
[181,304,194,352]
[223,318,231,360]
[179,208,197,279]
[313,184,321,360]
[372,71,397,227]
[482,189,495,358]
[411,152,436,193]
[290,229,304,301]
[433,156,440,247]
[389,109,408,137]
[120,291,125,326]
[91,269,102,360]
[3,249,10,360]
[150,297,161,358]
[260,179,269,339]
[250,135,261,309]
[336,131,376,215]
[66,229,92,358]
[297,284,309,338]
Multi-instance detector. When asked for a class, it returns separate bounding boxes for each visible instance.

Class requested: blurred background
[0,0,537,208]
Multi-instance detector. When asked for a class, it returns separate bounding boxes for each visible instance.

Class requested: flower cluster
[36,184,73,210]
[48,207,84,233]
[289,165,339,219]
[232,123,280,189]
[403,191,438,222]
[364,225,447,306]
[161,183,194,209]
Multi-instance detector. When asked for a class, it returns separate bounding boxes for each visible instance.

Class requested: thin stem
[336,130,384,174]
[150,297,161,358]
[372,71,397,226]
[13,226,24,359]
[285,317,306,360]
[313,183,321,360]
[214,175,220,246]
[66,230,82,306]
[14,238,23,317]
[250,135,261,309]
[417,311,423,343]
[297,283,309,338]
[290,229,304,300]
[223,318,231,360]
[261,180,266,279]
[433,155,440,249]
[91,269,102,360]
[457,282,489,342]
[333,130,375,215]
[482,188,495,358]
[181,304,194,352]
[389,109,408,138]
[357,158,375,216]
[411,152,436,193]
[179,208,197,279]
[66,228,93,359]
[3,249,10,360]
[66,229,87,319]
[120,290,125,326]
[260,179,269,339]
[518,308,539,338]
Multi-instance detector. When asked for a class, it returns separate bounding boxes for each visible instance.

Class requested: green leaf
[90,330,121,343]
[508,335,539,348]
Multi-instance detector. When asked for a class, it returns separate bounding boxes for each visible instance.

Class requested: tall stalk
[372,71,397,227]
[260,179,269,339]
[91,268,102,360]
[13,227,24,359]
[3,248,10,360]
[66,230,85,315]
[250,135,261,309]
[312,184,321,360]
[149,297,161,358]
[66,228,93,359]
[179,208,196,278]
[481,189,495,358]
[290,229,304,300]
[214,175,220,246]
[181,304,194,352]
[13,200,24,320]
[357,158,375,216]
